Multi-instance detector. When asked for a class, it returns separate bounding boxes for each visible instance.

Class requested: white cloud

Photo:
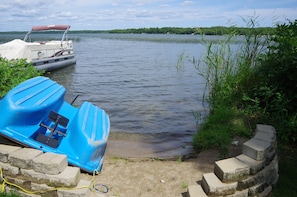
[0,0,296,31]
[182,1,195,6]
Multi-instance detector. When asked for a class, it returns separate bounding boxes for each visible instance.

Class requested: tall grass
[192,34,236,110]
[192,18,270,156]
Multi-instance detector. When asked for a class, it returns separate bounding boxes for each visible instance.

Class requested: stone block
[0,161,19,175]
[187,184,207,197]
[255,124,276,135]
[236,154,265,175]
[201,173,237,196]
[237,174,258,190]
[242,138,271,161]
[8,148,43,169]
[57,179,92,197]
[31,182,55,191]
[225,189,248,197]
[258,186,272,197]
[21,166,80,188]
[21,168,48,183]
[248,182,266,196]
[214,157,250,182]
[47,166,81,187]
[271,173,279,188]
[32,152,68,175]
[6,176,31,190]
[264,148,277,165]
[254,131,276,144]
[258,156,278,185]
[0,144,22,162]
[31,182,57,196]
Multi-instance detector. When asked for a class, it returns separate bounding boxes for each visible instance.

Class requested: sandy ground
[81,136,246,197]
[81,149,219,197]
[0,134,246,197]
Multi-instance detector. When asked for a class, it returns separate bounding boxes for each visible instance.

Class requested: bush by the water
[245,20,297,143]
[192,19,297,155]
[0,57,42,98]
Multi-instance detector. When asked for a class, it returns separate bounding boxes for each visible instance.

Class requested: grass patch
[181,182,189,189]
[193,105,251,157]
[0,192,19,197]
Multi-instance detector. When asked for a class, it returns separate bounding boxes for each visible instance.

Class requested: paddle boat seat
[0,77,66,127]
[64,101,110,169]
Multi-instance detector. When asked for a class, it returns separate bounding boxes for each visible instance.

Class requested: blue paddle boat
[0,76,110,173]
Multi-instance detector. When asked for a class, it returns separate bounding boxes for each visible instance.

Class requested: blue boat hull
[0,76,110,173]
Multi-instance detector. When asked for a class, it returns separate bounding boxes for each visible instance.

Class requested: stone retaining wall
[0,145,98,197]
[187,124,279,197]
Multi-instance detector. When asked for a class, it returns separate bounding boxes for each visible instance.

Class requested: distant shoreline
[0,26,275,35]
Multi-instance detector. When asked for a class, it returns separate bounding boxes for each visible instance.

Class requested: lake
[1,32,215,157]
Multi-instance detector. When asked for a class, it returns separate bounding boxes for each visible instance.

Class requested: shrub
[0,57,42,98]
[244,19,297,143]
[192,18,297,155]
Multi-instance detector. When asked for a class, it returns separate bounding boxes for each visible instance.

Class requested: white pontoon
[0,25,76,71]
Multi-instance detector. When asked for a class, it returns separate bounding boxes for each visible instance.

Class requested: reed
[192,17,269,155]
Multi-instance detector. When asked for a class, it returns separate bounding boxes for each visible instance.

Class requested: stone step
[201,173,237,196]
[8,147,43,169]
[255,124,276,135]
[225,189,249,197]
[57,179,92,197]
[242,138,271,161]
[236,154,265,175]
[0,144,22,162]
[254,131,276,144]
[214,157,250,182]
[187,184,207,197]
[32,152,68,175]
[21,166,81,187]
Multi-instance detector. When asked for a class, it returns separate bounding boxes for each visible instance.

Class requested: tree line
[72,26,275,35]
[98,26,275,35]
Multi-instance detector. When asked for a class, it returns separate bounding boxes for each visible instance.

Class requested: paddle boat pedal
[36,111,69,148]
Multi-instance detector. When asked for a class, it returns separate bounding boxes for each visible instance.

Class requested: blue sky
[1,0,296,31]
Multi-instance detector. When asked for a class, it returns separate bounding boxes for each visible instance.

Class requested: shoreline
[106,131,194,159]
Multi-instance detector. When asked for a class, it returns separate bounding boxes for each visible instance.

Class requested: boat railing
[61,27,69,43]
[23,25,71,45]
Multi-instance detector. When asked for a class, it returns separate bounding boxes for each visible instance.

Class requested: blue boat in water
[0,76,110,173]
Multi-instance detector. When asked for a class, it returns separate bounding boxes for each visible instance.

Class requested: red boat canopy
[23,25,71,42]
[31,25,70,31]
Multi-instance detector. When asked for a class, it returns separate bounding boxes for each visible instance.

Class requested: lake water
[1,33,215,157]
[53,33,211,156]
